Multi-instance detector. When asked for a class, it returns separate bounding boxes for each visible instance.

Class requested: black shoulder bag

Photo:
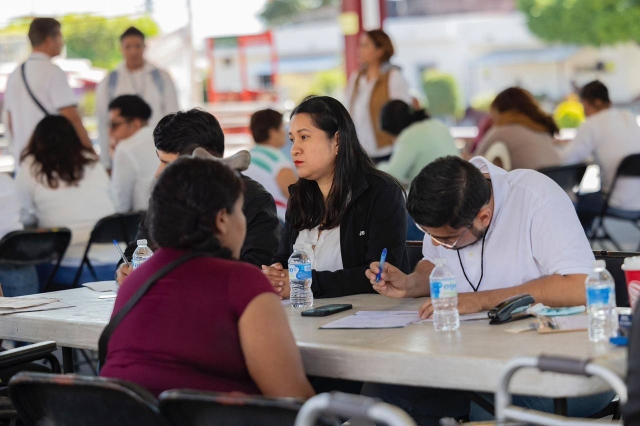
[98,251,211,367]
[21,63,49,116]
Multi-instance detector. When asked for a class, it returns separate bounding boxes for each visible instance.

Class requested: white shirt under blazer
[421,157,595,294]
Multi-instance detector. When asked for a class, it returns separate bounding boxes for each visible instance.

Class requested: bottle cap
[137,239,148,246]
[434,258,447,266]
[593,259,606,270]
[293,243,305,251]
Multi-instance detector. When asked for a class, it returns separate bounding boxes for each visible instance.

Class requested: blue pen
[113,240,130,267]
[376,248,387,283]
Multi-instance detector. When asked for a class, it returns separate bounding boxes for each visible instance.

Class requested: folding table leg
[62,347,75,373]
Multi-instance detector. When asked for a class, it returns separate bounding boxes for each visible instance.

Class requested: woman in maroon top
[100,155,314,399]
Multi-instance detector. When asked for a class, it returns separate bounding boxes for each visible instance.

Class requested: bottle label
[430,277,457,299]
[587,286,612,306]
[289,263,312,281]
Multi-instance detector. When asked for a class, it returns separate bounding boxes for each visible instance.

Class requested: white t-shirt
[0,174,23,240]
[96,61,179,168]
[244,145,293,221]
[15,156,118,266]
[4,52,77,161]
[346,67,412,158]
[421,157,594,294]
[295,226,343,272]
[110,126,157,213]
[560,108,640,210]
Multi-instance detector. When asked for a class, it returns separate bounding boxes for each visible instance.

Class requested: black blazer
[273,171,409,298]
[124,174,281,268]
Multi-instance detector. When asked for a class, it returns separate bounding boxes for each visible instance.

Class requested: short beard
[454,225,488,251]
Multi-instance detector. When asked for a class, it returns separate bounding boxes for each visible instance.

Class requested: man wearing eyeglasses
[367,155,594,319]
[363,156,607,424]
[108,95,157,213]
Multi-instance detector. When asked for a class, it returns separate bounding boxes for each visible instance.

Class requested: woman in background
[476,87,560,170]
[346,29,412,164]
[15,115,117,285]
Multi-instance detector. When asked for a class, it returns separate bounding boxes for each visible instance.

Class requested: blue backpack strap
[107,71,118,101]
[150,68,166,114]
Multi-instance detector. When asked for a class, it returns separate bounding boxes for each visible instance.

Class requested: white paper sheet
[0,301,72,315]
[321,311,420,329]
[0,297,59,310]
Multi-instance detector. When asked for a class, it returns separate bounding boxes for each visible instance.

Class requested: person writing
[364,156,609,423]
[262,96,409,298]
[116,109,280,285]
[101,155,314,399]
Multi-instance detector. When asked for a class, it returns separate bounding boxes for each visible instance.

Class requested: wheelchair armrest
[0,342,58,370]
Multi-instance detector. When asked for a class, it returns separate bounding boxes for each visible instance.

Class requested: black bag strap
[98,251,211,367]
[21,63,49,116]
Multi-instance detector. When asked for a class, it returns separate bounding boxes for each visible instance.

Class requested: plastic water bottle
[586,260,618,342]
[132,239,154,270]
[429,258,460,331]
[288,244,313,308]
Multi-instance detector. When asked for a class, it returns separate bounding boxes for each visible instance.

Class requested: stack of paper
[0,297,72,315]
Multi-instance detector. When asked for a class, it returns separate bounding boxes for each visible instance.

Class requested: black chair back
[538,163,588,203]
[593,250,639,308]
[0,228,71,266]
[615,153,640,179]
[159,390,337,426]
[406,241,423,272]
[91,212,144,244]
[0,228,72,291]
[9,372,165,426]
[72,212,143,287]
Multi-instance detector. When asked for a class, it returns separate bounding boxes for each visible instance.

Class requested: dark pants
[361,383,470,426]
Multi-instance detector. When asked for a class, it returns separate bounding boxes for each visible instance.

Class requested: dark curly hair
[149,156,244,257]
[20,115,98,189]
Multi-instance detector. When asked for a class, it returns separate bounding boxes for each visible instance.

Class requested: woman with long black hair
[262,96,409,298]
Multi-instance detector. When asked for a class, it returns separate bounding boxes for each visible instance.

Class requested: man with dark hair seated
[116,109,280,284]
[365,156,611,424]
[108,94,156,213]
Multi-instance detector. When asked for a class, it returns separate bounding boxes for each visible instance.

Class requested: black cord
[457,221,490,293]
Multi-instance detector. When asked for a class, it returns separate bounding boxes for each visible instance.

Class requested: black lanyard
[456,225,488,293]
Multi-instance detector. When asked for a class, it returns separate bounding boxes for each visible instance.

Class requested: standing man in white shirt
[364,156,607,424]
[560,80,640,228]
[108,95,157,213]
[96,26,179,170]
[4,18,93,165]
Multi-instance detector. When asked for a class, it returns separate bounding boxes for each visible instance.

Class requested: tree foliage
[0,14,160,69]
[517,0,640,46]
[259,0,340,26]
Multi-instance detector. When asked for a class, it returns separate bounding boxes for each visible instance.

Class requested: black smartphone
[301,304,353,317]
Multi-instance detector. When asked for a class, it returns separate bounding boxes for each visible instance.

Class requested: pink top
[100,248,275,396]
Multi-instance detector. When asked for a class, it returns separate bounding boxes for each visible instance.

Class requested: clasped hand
[261,263,290,299]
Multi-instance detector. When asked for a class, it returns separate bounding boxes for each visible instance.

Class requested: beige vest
[351,68,394,150]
